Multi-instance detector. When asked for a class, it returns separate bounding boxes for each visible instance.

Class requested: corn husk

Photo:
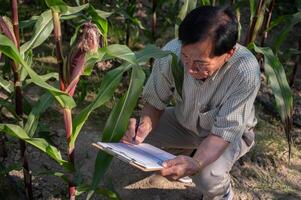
[65,22,100,96]
[0,16,17,46]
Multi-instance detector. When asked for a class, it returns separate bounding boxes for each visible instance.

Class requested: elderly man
[122,5,260,200]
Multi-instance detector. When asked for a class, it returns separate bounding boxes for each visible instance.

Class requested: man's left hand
[160,155,201,180]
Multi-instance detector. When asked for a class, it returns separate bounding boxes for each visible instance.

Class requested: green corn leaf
[59,4,90,20]
[20,50,33,81]
[76,184,120,200]
[45,0,68,13]
[274,11,301,52]
[1,56,11,75]
[265,15,287,33]
[84,44,136,76]
[22,96,33,116]
[175,0,197,37]
[0,124,72,171]
[199,0,211,6]
[20,10,54,54]
[38,171,68,183]
[92,66,145,189]
[178,0,197,21]
[235,6,242,41]
[95,9,113,19]
[70,63,131,147]
[249,0,256,21]
[91,152,113,191]
[250,43,293,158]
[87,5,109,38]
[0,34,76,109]
[69,23,82,46]
[93,186,120,200]
[135,44,171,64]
[102,66,145,142]
[62,4,89,16]
[75,0,80,6]
[0,76,13,93]
[100,44,136,64]
[19,16,39,29]
[134,45,184,97]
[251,44,293,121]
[129,16,145,30]
[24,92,54,137]
[0,98,19,120]
[84,51,106,76]
[24,72,59,85]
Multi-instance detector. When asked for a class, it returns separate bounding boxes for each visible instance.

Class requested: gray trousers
[145,108,254,200]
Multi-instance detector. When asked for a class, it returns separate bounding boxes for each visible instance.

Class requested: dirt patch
[1,110,301,200]
[1,81,301,200]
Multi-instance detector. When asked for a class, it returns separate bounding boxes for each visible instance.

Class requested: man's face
[181,38,234,80]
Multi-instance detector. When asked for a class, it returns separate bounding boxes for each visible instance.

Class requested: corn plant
[107,0,145,45]
[0,1,104,199]
[1,0,32,197]
[260,0,275,47]
[151,0,157,40]
[258,9,301,160]
[1,1,181,198]
[250,43,294,160]
[85,45,184,199]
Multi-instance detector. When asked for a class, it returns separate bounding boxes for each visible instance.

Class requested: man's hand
[160,155,201,180]
[121,118,152,144]
[121,103,163,144]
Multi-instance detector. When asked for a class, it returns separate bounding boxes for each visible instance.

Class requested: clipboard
[92,142,176,171]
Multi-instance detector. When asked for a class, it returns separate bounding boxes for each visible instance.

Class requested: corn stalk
[245,0,266,45]
[260,0,275,47]
[11,0,33,198]
[152,0,157,41]
[48,1,106,198]
[50,8,77,200]
[125,0,136,46]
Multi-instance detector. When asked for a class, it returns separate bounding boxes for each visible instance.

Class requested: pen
[132,117,140,144]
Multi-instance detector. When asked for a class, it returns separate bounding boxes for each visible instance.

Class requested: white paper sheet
[96,142,176,170]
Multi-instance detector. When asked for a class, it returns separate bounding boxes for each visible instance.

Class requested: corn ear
[65,22,101,96]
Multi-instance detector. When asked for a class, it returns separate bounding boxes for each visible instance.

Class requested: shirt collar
[196,61,222,84]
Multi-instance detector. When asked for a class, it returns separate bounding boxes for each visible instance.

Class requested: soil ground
[1,81,301,200]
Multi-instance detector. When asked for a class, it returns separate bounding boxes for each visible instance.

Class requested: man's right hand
[121,118,152,144]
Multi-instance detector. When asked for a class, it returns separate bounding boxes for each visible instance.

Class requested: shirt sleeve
[142,56,174,110]
[211,59,261,143]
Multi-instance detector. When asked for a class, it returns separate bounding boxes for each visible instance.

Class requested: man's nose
[188,62,199,73]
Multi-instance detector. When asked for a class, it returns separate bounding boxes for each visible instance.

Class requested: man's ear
[224,47,236,62]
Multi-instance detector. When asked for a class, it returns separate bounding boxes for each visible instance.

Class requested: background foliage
[0,0,301,199]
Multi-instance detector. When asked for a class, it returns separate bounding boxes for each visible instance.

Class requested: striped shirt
[142,39,261,143]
